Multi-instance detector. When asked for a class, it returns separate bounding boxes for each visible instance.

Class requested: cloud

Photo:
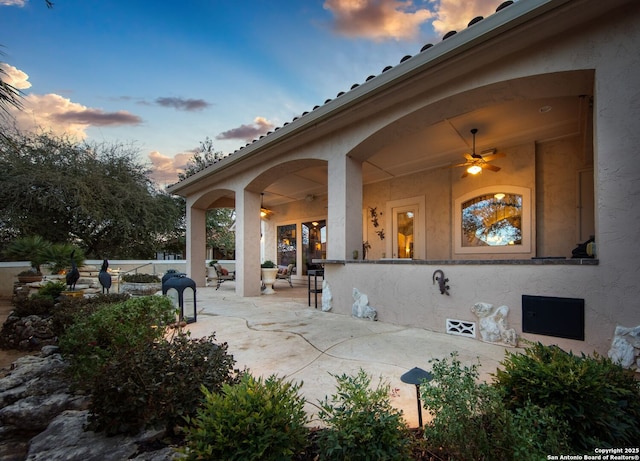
[0,0,27,6]
[0,63,31,89]
[216,116,275,142]
[323,0,433,41]
[430,0,500,36]
[147,150,193,185]
[155,97,211,111]
[10,93,142,139]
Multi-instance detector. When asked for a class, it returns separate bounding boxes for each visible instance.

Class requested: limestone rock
[608,325,640,370]
[352,288,377,321]
[321,280,332,312]
[26,410,178,461]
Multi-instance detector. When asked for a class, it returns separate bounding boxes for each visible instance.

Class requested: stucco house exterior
[168,0,640,361]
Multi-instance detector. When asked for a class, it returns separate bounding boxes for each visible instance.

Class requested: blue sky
[1,0,501,185]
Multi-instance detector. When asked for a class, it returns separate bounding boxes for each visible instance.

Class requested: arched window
[454,186,532,255]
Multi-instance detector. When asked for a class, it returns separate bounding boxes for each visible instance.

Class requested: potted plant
[206,260,219,280]
[260,260,278,294]
[120,273,162,296]
[4,236,51,282]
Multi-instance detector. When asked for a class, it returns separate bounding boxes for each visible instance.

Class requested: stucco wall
[323,262,604,356]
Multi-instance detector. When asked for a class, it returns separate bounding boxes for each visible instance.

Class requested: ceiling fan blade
[463,153,475,161]
[460,170,469,178]
[481,152,506,162]
[483,163,501,172]
[447,161,472,168]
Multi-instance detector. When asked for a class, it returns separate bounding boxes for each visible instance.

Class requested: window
[277,224,297,267]
[302,220,326,274]
[454,186,531,254]
[385,196,425,259]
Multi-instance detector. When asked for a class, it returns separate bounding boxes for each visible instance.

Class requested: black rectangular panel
[522,295,585,341]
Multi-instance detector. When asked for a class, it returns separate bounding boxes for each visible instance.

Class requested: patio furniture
[276,263,295,287]
[308,269,323,308]
[213,263,235,290]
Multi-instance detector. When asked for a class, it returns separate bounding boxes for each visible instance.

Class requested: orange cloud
[323,0,433,41]
[0,63,31,89]
[148,150,194,185]
[10,93,142,139]
[431,0,499,36]
[216,116,275,142]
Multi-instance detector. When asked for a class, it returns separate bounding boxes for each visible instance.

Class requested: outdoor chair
[275,263,295,287]
[214,263,235,290]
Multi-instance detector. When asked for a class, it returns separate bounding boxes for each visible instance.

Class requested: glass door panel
[302,220,326,275]
[393,207,414,258]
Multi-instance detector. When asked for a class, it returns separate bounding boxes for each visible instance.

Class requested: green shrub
[51,293,129,336]
[88,332,239,435]
[494,342,640,451]
[58,295,175,384]
[421,352,569,460]
[120,273,161,283]
[12,295,55,317]
[36,280,67,300]
[260,260,276,268]
[182,374,309,460]
[317,368,410,460]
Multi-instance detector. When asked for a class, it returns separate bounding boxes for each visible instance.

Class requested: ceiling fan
[448,128,505,178]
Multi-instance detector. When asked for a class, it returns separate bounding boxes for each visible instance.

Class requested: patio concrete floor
[184,282,512,428]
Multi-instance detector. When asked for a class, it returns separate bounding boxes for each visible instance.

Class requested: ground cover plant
[181,373,310,460]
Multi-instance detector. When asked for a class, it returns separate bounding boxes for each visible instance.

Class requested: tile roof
[171,0,516,185]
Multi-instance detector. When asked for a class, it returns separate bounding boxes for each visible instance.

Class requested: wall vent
[522,295,585,341]
[446,319,476,338]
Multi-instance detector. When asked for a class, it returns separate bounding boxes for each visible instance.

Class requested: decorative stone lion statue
[352,288,377,321]
[471,302,518,346]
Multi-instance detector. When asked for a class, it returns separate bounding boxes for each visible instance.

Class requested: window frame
[454,185,532,255]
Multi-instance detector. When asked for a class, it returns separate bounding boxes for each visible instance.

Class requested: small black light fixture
[162,274,197,324]
[400,367,433,427]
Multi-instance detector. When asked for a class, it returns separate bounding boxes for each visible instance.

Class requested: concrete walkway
[185,284,512,428]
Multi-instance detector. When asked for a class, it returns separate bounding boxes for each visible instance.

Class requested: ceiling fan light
[467,165,482,175]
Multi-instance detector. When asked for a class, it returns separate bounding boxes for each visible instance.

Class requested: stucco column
[186,201,206,286]
[235,189,262,296]
[327,155,363,260]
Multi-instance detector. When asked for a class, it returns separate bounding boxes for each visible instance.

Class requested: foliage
[41,243,85,274]
[207,259,218,266]
[120,272,161,283]
[88,332,239,436]
[182,374,309,460]
[261,260,277,268]
[206,208,235,260]
[421,352,569,460]
[12,294,55,317]
[177,136,225,181]
[58,296,175,383]
[317,369,411,460]
[51,293,129,336]
[494,342,640,451]
[3,235,51,272]
[35,280,66,300]
[0,129,184,258]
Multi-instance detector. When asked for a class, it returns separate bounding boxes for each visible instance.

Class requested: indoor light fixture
[494,193,506,200]
[467,164,482,175]
[260,193,271,218]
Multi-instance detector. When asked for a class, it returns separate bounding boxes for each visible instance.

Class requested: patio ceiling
[263,94,583,207]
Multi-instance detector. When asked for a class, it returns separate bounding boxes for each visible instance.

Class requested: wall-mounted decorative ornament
[376,229,385,240]
[432,269,450,295]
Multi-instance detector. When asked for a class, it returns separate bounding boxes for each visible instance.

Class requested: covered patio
[169,0,640,360]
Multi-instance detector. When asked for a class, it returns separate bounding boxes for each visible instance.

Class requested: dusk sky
[1,0,504,186]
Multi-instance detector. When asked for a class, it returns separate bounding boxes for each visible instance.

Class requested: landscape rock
[0,350,181,461]
[26,410,179,461]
